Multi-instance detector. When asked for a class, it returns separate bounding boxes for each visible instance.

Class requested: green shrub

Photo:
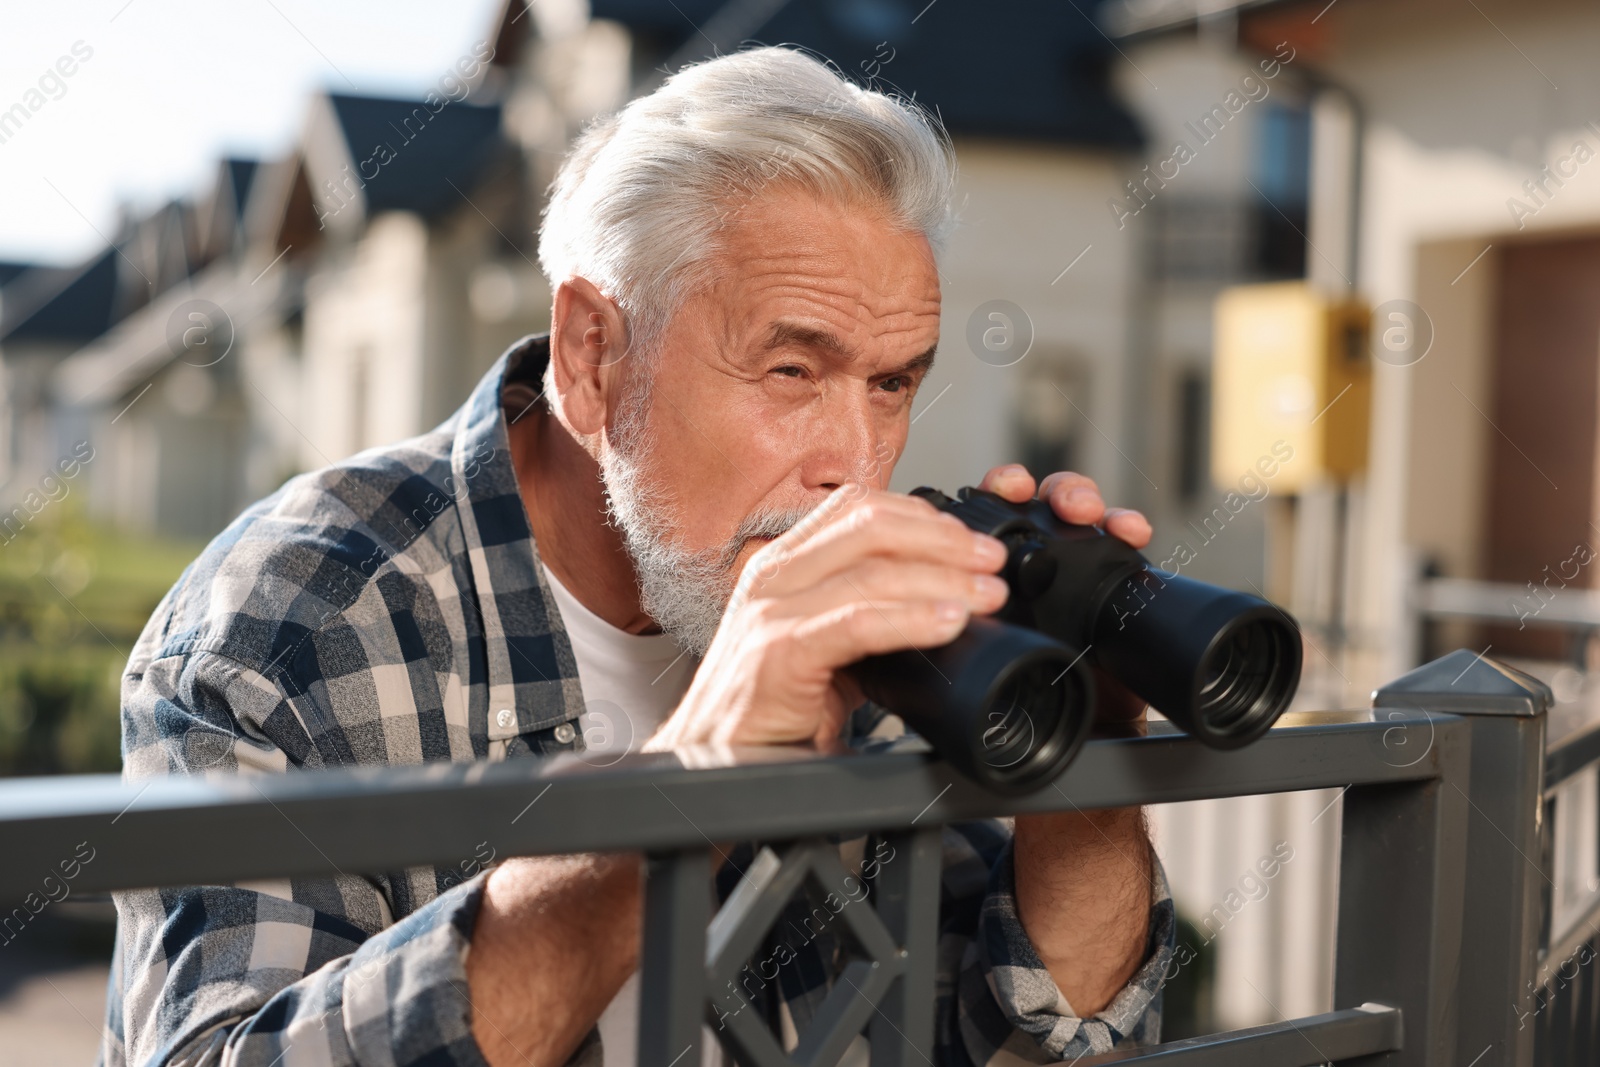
[0,508,198,776]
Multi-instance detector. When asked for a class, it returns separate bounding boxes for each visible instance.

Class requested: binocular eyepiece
[848,486,1304,793]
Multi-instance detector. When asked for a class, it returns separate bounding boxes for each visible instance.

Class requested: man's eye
[877,376,910,393]
[772,365,804,378]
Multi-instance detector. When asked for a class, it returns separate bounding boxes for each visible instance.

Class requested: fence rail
[0,648,1586,1066]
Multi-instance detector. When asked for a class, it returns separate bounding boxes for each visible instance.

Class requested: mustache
[718,502,819,570]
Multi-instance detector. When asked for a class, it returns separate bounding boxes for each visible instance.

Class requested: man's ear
[550,277,630,437]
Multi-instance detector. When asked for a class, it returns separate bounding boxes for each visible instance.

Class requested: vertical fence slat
[1536,981,1553,1067]
[1574,943,1593,1067]
[869,826,943,1066]
[1553,953,1574,1067]
[1459,715,1547,1067]
[1334,772,1468,1066]
[1588,937,1600,1067]
[639,848,712,1067]
[1540,795,1557,956]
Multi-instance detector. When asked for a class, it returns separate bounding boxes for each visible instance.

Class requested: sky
[0,0,507,266]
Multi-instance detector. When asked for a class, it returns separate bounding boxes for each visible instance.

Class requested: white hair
[537,44,958,357]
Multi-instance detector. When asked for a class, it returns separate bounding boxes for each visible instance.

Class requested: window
[1249,101,1311,279]
[1175,367,1209,503]
[1015,357,1090,483]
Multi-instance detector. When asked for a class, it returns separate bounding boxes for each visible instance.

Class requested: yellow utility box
[1211,282,1371,493]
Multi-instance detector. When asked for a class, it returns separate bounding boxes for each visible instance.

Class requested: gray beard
[599,382,812,657]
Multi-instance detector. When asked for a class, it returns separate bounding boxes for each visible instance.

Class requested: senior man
[103,46,1173,1067]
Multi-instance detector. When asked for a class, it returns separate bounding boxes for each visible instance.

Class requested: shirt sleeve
[933,820,1176,1065]
[111,877,491,1066]
[107,648,497,1067]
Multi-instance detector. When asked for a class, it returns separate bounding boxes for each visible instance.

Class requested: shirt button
[553,722,577,745]
[496,709,514,729]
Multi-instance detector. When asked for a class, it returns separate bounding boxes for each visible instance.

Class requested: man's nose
[800,389,884,492]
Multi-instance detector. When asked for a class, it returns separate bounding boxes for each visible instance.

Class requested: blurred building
[47,83,541,540]
[1107,0,1600,686]
[1095,0,1600,1035]
[49,160,278,539]
[7,0,1185,550]
[0,247,122,495]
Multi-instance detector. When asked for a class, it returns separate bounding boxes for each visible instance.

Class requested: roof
[319,93,505,220]
[0,247,121,345]
[588,0,1144,149]
[53,257,292,407]
[225,158,259,218]
[1099,0,1300,39]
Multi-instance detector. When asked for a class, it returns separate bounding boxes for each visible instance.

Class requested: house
[1086,0,1600,1033]
[37,0,1203,548]
[52,80,541,539]
[0,248,123,500]
[50,157,288,540]
[1108,0,1600,694]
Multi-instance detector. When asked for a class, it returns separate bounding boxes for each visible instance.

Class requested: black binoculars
[848,486,1304,793]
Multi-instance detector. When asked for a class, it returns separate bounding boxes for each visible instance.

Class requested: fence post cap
[1371,648,1553,718]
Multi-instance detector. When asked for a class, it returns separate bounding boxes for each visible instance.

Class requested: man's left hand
[976,463,1150,728]
[979,465,1157,1017]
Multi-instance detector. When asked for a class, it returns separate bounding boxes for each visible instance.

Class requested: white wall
[891,141,1137,500]
[301,212,430,465]
[1140,0,1600,1036]
[1319,0,1600,691]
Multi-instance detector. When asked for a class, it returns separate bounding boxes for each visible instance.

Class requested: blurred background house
[4,0,1600,1058]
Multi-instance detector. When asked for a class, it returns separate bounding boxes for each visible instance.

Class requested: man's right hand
[474,488,1008,1065]
[644,485,1010,752]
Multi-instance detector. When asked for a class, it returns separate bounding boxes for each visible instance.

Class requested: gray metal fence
[0,647,1589,1066]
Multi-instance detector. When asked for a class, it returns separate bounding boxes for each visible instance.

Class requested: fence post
[869,826,944,1065]
[1372,648,1553,1067]
[639,849,713,1067]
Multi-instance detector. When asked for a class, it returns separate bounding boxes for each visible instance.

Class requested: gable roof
[313,93,506,222]
[0,247,121,345]
[226,158,259,217]
[1100,0,1302,39]
[588,0,1143,149]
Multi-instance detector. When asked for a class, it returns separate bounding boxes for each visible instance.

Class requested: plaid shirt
[101,334,1174,1067]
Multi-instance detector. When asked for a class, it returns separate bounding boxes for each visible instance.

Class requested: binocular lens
[849,617,1094,794]
[980,659,1066,772]
[1195,616,1300,742]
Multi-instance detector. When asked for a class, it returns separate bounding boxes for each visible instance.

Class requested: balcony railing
[0,647,1587,1066]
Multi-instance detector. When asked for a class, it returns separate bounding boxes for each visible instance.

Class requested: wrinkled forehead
[686,189,943,349]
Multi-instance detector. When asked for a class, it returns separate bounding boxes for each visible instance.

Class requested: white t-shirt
[542,562,695,762]
[541,564,870,1067]
[540,563,709,1066]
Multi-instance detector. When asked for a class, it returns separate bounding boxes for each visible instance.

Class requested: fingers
[794,596,973,670]
[740,488,1005,601]
[1103,507,1153,549]
[746,485,930,572]
[978,463,1036,502]
[1036,471,1152,548]
[1039,471,1104,525]
[776,558,1009,620]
